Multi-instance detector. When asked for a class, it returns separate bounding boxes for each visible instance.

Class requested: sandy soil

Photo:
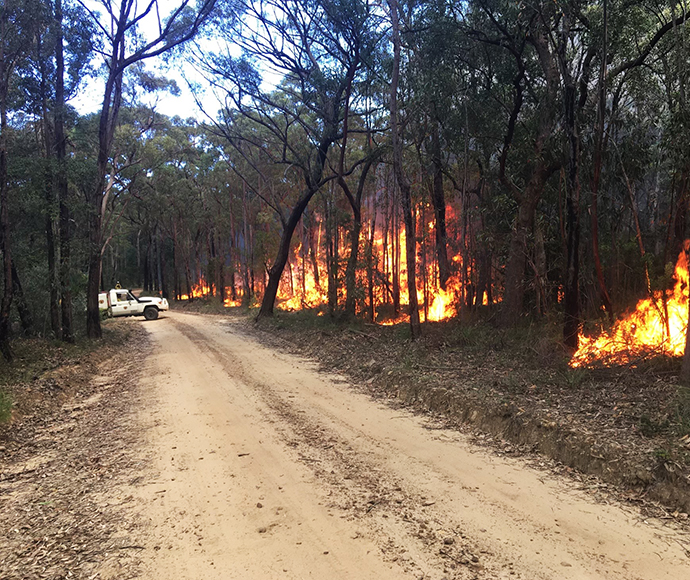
[118,311,689,580]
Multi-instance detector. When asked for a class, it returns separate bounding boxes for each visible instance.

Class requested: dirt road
[131,311,689,579]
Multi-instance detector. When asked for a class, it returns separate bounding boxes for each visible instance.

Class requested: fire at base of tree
[1,0,690,371]
[572,242,690,368]
[174,198,496,325]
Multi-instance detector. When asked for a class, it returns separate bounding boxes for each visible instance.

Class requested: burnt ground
[238,308,690,520]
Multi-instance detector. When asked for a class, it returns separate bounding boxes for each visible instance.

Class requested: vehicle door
[110,289,136,316]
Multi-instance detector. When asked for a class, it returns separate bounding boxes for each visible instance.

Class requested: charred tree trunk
[258,186,327,318]
[367,201,377,322]
[561,56,582,350]
[682,242,690,384]
[342,156,378,319]
[430,125,449,290]
[590,0,614,323]
[326,188,339,317]
[389,0,420,339]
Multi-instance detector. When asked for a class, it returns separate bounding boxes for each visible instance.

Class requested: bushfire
[177,205,486,323]
[176,224,690,367]
[571,242,690,367]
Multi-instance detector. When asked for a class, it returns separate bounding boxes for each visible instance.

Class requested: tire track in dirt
[173,317,500,579]
[133,312,690,580]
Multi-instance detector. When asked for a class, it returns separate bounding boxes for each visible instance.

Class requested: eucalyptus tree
[196,0,377,318]
[404,1,470,293]
[15,0,94,342]
[80,0,219,339]
[0,0,38,360]
[554,0,690,347]
[388,0,421,337]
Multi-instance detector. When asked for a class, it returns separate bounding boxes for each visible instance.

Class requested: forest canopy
[1,0,690,370]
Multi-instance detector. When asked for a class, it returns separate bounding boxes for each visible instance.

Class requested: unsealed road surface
[132,312,690,579]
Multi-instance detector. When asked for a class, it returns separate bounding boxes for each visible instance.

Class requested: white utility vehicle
[98,288,169,320]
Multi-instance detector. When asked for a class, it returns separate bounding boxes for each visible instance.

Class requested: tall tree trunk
[156,228,163,295]
[326,188,338,316]
[217,229,225,302]
[682,241,690,384]
[367,201,377,322]
[258,188,324,318]
[389,0,420,339]
[0,11,13,361]
[501,173,549,325]
[87,66,122,338]
[342,157,378,319]
[44,157,60,339]
[307,212,321,292]
[562,59,582,350]
[500,21,559,327]
[257,100,340,318]
[590,0,614,324]
[430,124,449,290]
[173,225,180,300]
[40,50,60,339]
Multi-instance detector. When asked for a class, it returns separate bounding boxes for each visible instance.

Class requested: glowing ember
[571,242,690,367]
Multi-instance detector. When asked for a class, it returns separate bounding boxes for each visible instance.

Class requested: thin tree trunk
[430,124,449,290]
[367,199,377,322]
[590,0,614,324]
[0,10,13,360]
[342,156,378,319]
[389,0,420,338]
[40,51,60,339]
[562,56,582,350]
[55,0,72,341]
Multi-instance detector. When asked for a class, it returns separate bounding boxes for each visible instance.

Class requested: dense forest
[1,0,690,369]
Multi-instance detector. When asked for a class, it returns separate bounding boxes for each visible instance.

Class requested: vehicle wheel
[144,306,159,321]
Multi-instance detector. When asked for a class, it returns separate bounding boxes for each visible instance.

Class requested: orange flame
[179,280,211,301]
[571,243,690,367]
[177,201,498,324]
[277,243,327,311]
[426,277,460,322]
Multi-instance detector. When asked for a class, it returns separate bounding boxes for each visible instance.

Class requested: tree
[0,0,36,360]
[388,0,420,338]
[198,0,373,318]
[82,0,218,339]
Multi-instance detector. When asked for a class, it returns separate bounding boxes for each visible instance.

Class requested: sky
[70,1,228,122]
[71,58,223,121]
